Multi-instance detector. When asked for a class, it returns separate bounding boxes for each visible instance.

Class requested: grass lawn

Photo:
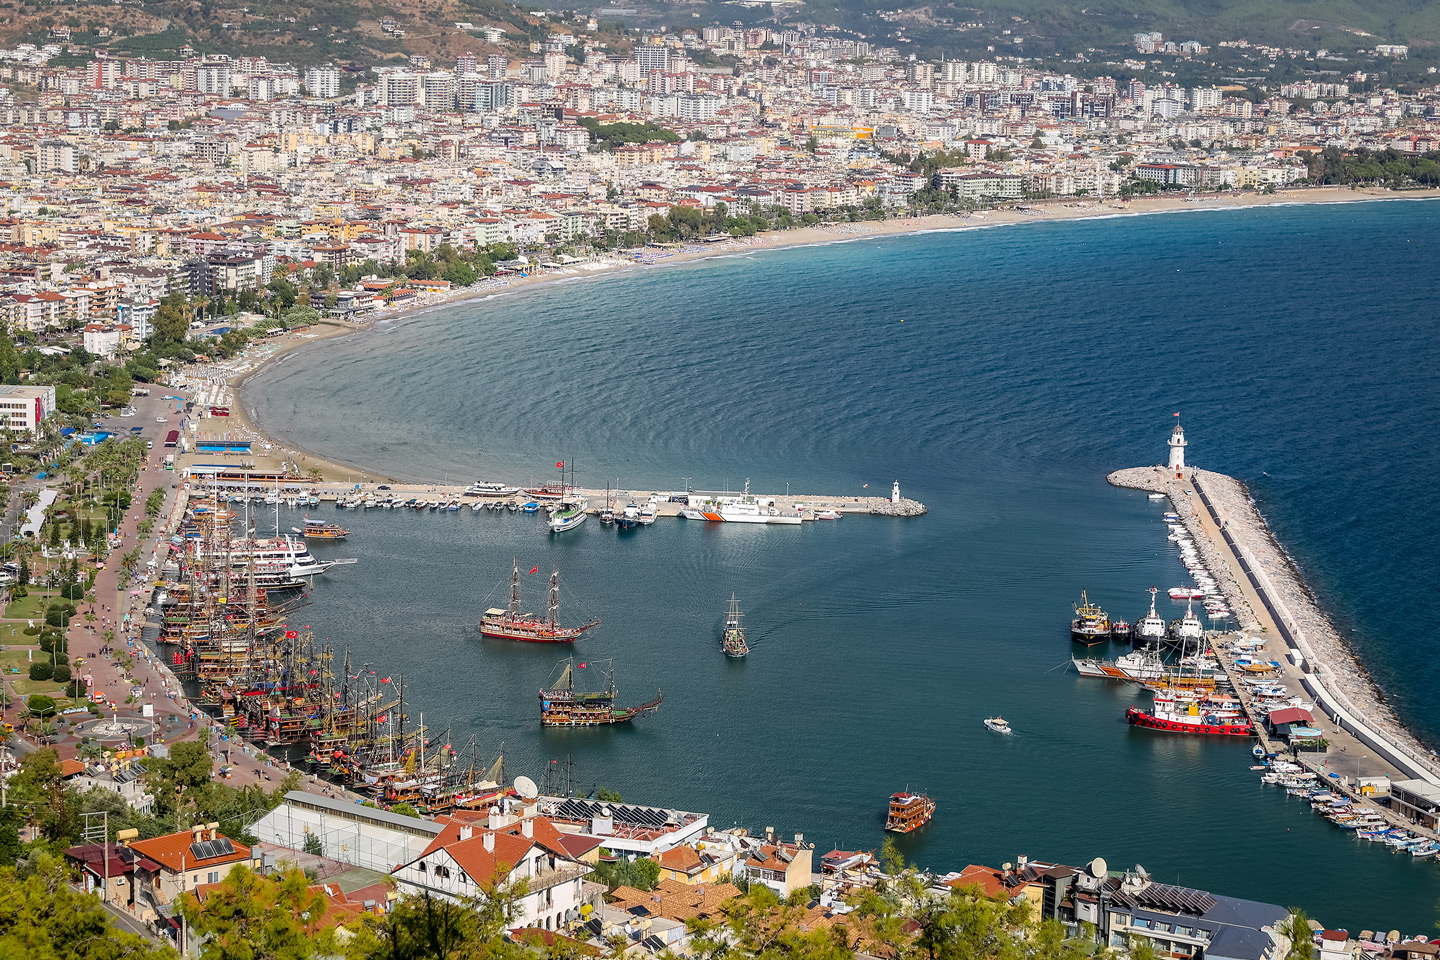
[12,678,65,697]
[2,591,58,623]
[0,648,39,674]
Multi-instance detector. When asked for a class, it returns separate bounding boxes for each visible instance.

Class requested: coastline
[188,184,1440,486]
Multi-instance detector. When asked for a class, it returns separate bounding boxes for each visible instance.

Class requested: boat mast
[509,558,521,617]
[549,567,560,628]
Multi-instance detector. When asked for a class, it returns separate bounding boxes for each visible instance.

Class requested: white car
[156,416,168,422]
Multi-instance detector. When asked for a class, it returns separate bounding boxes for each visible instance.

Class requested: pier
[1110,463,1440,819]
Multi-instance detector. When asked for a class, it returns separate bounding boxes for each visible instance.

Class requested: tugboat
[1169,597,1205,646]
[722,595,749,658]
[1070,590,1111,644]
[481,560,599,643]
[1135,587,1169,647]
[884,791,935,833]
[1109,618,1132,643]
[538,658,662,726]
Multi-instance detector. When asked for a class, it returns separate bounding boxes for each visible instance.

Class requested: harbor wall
[1108,464,1440,788]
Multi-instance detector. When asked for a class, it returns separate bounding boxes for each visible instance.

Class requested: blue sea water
[247,199,1440,928]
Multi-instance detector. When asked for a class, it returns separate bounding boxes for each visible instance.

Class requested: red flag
[556,461,565,468]
[529,566,539,574]
[1174,412,1180,417]
[578,662,586,668]
[381,677,391,683]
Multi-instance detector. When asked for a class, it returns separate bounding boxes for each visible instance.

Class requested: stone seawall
[1109,464,1440,785]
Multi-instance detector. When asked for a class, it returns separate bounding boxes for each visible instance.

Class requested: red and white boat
[1169,587,1205,600]
[1126,695,1254,737]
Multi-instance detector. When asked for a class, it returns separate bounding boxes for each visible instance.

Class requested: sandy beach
[179,184,1440,484]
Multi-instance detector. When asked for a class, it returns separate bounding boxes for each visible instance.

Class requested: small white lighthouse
[891,480,902,504]
[1168,420,1187,476]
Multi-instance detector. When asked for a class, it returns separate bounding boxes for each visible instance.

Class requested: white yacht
[465,481,521,497]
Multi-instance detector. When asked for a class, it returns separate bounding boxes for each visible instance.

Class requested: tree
[1287,911,1314,960]
[0,859,174,958]
[0,804,23,867]
[151,292,189,350]
[182,865,331,960]
[147,739,214,829]
[16,555,28,585]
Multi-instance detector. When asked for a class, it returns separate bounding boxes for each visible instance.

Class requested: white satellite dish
[1088,857,1107,878]
[515,775,538,799]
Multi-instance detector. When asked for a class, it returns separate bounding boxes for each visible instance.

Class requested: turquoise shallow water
[247,199,1440,928]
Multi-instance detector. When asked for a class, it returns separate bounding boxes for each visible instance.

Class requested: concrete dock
[1110,464,1440,800]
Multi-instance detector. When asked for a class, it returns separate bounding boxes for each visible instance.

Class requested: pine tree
[17,555,28,585]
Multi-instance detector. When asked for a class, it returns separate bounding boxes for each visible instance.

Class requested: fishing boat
[984,716,1012,734]
[1135,588,1169,646]
[722,594,749,658]
[617,504,640,530]
[1109,619,1132,643]
[480,560,599,643]
[538,658,662,726]
[1070,590,1111,644]
[884,792,935,833]
[1126,695,1254,737]
[637,503,656,525]
[300,519,349,541]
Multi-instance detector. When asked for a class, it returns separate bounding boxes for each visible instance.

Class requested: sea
[244,199,1440,928]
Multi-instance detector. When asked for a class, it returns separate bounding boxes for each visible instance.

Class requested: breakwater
[1110,465,1440,788]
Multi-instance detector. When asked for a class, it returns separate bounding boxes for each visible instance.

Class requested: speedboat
[984,716,1012,734]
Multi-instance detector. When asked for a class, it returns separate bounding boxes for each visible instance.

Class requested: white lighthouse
[1168,421,1187,476]
[891,481,902,504]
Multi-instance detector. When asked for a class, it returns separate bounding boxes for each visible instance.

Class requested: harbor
[1106,425,1440,851]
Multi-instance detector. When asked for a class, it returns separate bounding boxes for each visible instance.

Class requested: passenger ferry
[189,535,352,589]
[884,792,935,833]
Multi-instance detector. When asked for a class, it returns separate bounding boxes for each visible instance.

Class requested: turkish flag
[556,461,564,469]
[529,566,539,574]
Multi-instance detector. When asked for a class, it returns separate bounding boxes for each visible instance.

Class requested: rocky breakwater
[1110,463,1440,786]
[871,498,928,517]
[1106,465,1261,633]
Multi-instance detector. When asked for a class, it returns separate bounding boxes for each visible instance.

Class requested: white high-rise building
[305,65,341,99]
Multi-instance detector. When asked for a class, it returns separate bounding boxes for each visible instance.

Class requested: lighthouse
[1168,421,1187,477]
[891,481,902,504]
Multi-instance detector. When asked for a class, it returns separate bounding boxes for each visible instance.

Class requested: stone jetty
[1110,463,1440,787]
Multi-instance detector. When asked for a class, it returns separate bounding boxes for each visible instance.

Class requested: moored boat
[301,518,349,541]
[1126,695,1254,737]
[1135,588,1169,646]
[539,658,662,726]
[1070,590,1110,644]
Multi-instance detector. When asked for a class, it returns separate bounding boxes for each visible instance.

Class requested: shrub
[52,663,71,684]
[28,662,53,681]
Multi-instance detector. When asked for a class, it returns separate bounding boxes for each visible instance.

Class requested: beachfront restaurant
[1389,780,1440,829]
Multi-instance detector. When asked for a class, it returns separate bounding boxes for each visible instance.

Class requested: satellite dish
[514,775,538,799]
[1088,857,1107,878]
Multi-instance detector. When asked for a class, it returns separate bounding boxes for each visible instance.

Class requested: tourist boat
[481,560,599,643]
[1169,598,1205,644]
[464,482,521,498]
[549,498,588,532]
[189,535,352,589]
[521,502,541,513]
[1126,695,1254,737]
[1109,619,1132,642]
[984,716,1012,734]
[301,519,349,541]
[722,594,749,658]
[1135,588,1169,646]
[884,792,935,833]
[1070,590,1111,644]
[538,658,662,726]
[637,503,656,525]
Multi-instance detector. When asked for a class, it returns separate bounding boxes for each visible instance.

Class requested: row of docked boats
[1070,587,1206,647]
[1259,765,1440,857]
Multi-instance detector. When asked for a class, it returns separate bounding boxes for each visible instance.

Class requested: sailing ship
[538,658,662,726]
[722,594,749,658]
[481,560,599,643]
[1070,590,1111,644]
[884,791,935,833]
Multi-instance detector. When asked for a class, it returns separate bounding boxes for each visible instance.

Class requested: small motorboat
[984,716,1012,734]
[815,509,841,520]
